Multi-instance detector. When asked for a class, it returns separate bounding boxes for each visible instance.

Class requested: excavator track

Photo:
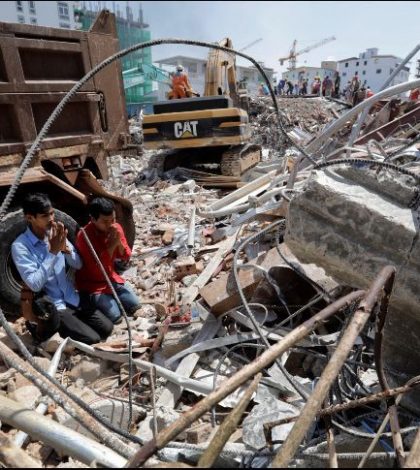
[220,144,262,177]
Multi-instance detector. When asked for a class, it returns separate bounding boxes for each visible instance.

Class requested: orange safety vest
[410,88,420,101]
[172,73,190,98]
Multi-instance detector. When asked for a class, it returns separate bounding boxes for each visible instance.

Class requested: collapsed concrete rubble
[1,80,420,469]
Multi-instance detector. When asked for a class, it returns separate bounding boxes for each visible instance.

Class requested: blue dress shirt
[11,227,82,310]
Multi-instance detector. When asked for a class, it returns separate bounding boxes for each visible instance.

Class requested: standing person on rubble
[333,71,341,98]
[324,76,333,97]
[286,80,294,95]
[277,78,285,95]
[301,78,308,95]
[169,65,194,99]
[366,86,374,99]
[75,198,141,324]
[11,193,113,345]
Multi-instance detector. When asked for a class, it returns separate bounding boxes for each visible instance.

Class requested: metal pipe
[0,339,134,459]
[0,395,127,467]
[346,44,420,152]
[125,289,365,467]
[198,373,261,467]
[405,428,420,467]
[263,377,420,433]
[187,206,196,248]
[374,268,406,466]
[0,430,42,468]
[305,78,420,155]
[68,339,213,395]
[13,338,69,448]
[198,171,277,214]
[271,266,396,468]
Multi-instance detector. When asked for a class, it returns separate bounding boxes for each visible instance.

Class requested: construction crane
[279,36,336,70]
[239,38,263,53]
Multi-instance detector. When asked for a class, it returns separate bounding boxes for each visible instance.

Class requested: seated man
[12,193,113,345]
[75,197,141,324]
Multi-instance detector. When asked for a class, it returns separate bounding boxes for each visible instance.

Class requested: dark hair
[22,193,52,216]
[89,197,115,220]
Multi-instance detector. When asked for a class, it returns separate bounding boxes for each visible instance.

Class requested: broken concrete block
[242,397,300,450]
[199,245,301,316]
[200,269,262,316]
[39,332,70,354]
[9,384,41,406]
[285,167,420,413]
[15,357,50,388]
[186,422,212,444]
[156,406,183,434]
[68,357,108,383]
[151,223,174,235]
[173,256,197,281]
[162,228,175,245]
[182,274,198,287]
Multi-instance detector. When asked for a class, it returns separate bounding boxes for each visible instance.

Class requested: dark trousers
[37,305,113,345]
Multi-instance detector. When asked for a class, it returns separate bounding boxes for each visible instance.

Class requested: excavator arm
[204,38,242,107]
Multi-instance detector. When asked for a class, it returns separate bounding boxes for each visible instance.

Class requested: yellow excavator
[142,38,261,177]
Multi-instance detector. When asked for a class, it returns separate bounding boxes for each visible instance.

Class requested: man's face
[92,211,116,233]
[26,207,55,234]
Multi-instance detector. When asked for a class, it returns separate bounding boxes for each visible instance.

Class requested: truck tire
[0,209,78,316]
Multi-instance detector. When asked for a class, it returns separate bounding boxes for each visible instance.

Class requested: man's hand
[107,224,123,255]
[49,222,68,255]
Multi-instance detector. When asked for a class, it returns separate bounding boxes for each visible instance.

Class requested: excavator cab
[142,39,261,177]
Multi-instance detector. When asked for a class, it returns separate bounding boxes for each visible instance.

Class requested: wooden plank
[182,229,240,308]
[136,312,221,442]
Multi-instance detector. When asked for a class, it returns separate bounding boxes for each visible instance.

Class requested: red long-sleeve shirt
[75,221,131,294]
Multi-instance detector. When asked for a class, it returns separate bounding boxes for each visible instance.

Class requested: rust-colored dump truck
[0,11,135,314]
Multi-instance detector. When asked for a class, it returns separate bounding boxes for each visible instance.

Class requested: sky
[90,1,420,79]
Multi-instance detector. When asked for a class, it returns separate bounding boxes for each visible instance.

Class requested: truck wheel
[0,209,78,316]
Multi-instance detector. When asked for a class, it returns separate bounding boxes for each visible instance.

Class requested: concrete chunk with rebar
[285,166,420,413]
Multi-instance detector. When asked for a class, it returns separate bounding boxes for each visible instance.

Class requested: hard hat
[176,65,184,72]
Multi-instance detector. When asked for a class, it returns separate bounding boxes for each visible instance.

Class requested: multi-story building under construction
[80,2,155,116]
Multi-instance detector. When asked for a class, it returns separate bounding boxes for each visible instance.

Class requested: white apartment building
[155,55,275,99]
[0,1,80,29]
[337,48,410,93]
[282,61,337,86]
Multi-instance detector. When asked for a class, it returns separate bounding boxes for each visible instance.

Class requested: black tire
[0,209,78,316]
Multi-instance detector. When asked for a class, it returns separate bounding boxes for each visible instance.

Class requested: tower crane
[279,36,336,70]
[239,38,263,52]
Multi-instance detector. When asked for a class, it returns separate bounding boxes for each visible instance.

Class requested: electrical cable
[312,158,419,182]
[211,342,265,427]
[80,228,134,429]
[233,219,313,401]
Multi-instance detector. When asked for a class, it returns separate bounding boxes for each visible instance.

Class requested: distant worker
[366,86,374,99]
[409,88,420,101]
[333,72,341,98]
[301,78,308,95]
[311,78,321,95]
[169,65,194,99]
[277,78,286,95]
[258,82,269,96]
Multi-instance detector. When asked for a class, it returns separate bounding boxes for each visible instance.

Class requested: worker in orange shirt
[169,65,194,99]
[366,86,374,99]
[409,88,420,101]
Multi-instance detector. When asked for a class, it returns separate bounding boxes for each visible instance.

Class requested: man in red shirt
[75,198,141,324]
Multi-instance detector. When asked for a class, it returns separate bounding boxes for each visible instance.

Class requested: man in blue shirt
[12,193,113,345]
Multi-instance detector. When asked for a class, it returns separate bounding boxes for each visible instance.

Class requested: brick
[186,422,213,444]
[162,228,175,245]
[173,256,197,281]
